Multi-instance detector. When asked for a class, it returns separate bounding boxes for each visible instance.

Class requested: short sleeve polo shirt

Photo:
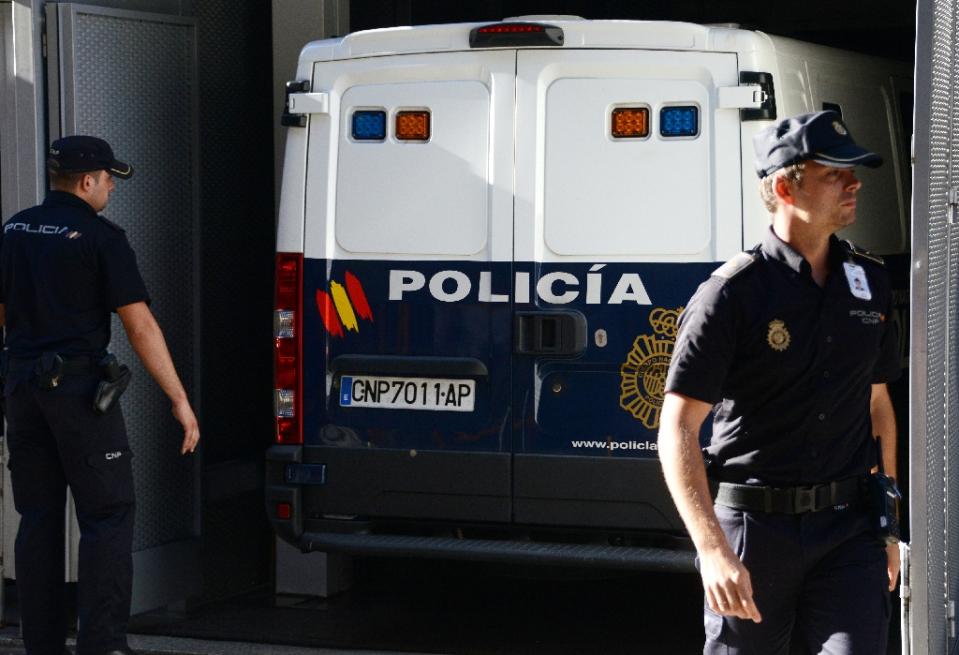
[664,228,900,486]
[0,191,150,358]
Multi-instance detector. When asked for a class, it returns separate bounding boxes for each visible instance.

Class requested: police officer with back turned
[0,135,200,655]
[658,111,901,654]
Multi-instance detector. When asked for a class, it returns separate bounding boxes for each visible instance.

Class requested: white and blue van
[267,17,912,571]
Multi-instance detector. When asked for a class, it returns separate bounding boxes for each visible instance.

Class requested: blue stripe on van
[300,256,909,458]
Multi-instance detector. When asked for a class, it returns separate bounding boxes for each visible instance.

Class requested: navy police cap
[753,110,882,179]
[47,135,133,179]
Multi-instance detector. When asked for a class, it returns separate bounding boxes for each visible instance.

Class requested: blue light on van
[660,106,699,137]
[352,110,386,140]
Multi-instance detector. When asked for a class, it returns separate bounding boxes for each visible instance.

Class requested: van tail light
[274,252,303,444]
[469,22,564,48]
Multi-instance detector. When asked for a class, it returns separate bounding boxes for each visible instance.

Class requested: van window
[543,77,712,257]
[335,80,490,256]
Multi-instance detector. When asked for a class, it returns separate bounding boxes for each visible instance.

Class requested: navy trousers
[704,503,890,655]
[5,375,135,655]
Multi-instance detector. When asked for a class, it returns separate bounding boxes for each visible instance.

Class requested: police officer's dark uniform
[664,112,901,654]
[0,137,145,655]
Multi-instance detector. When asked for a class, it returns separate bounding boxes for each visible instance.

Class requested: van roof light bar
[469,22,564,48]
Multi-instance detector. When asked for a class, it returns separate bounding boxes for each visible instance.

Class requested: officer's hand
[172,398,200,454]
[699,546,763,623]
[886,542,901,592]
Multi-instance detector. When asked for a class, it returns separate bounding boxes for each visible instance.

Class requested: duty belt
[4,354,98,375]
[2,353,99,390]
[714,477,863,514]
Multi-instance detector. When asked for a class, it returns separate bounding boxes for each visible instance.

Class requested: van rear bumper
[298,531,696,572]
[266,444,691,570]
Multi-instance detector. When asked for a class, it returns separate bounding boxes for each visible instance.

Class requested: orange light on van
[611,107,649,138]
[396,111,431,141]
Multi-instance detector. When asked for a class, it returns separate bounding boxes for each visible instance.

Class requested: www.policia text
[570,440,658,451]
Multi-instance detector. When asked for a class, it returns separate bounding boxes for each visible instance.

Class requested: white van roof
[297,19,777,63]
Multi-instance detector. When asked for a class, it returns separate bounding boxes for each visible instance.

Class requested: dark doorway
[350,1,916,61]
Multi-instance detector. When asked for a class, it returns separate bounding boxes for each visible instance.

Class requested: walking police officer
[658,111,901,654]
[0,136,200,655]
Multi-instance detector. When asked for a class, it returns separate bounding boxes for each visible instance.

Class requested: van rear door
[300,51,516,523]
[511,49,743,530]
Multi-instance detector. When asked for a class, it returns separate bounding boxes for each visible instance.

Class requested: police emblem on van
[316,272,373,337]
[619,307,683,429]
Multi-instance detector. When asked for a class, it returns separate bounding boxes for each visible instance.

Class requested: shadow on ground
[3,557,900,654]
[130,558,707,654]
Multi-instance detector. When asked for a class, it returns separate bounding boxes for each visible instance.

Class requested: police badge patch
[767,319,791,352]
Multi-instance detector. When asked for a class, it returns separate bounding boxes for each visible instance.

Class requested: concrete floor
[0,628,436,655]
[128,559,710,654]
[0,557,902,654]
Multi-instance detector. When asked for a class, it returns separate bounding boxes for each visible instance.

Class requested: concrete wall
[1,0,46,215]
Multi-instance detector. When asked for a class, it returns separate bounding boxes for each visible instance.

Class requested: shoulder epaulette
[842,240,884,266]
[97,215,126,233]
[712,251,759,280]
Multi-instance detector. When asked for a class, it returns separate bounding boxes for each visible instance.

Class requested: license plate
[339,375,476,412]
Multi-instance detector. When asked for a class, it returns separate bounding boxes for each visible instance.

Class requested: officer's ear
[79,172,98,192]
[773,173,798,207]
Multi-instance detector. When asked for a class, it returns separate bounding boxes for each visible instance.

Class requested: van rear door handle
[514,311,587,356]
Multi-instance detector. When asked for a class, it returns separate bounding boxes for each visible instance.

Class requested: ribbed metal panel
[64,8,199,552]
[947,0,959,650]
[943,2,959,653]
[917,1,957,652]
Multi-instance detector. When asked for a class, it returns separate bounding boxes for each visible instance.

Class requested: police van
[267,17,912,570]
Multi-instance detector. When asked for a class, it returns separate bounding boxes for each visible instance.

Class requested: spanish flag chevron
[316,271,374,337]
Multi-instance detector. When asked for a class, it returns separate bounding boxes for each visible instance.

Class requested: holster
[93,354,131,414]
